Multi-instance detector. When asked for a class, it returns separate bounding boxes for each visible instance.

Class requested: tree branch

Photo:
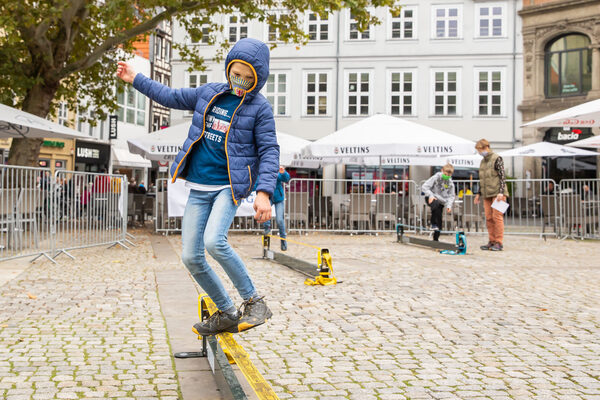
[59,1,217,77]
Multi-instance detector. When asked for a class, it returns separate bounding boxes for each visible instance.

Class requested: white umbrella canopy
[566,135,600,149]
[302,114,477,158]
[127,122,187,162]
[498,142,597,157]
[127,123,321,166]
[521,98,600,128]
[0,103,88,139]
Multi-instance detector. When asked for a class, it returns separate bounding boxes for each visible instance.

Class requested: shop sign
[109,115,118,139]
[42,140,65,148]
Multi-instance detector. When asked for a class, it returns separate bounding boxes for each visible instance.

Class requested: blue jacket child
[121,38,279,336]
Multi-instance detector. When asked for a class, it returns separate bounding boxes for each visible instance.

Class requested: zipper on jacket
[171,90,227,183]
[247,165,253,193]
[224,91,247,206]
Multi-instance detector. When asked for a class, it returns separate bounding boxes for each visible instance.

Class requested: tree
[0,0,399,166]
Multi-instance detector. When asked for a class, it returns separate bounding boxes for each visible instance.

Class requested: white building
[77,54,151,183]
[171,0,524,179]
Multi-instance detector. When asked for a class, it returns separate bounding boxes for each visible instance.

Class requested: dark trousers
[426,197,443,240]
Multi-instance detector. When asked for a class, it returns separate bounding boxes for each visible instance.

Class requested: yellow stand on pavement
[262,234,337,286]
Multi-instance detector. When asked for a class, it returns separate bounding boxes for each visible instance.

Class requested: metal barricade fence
[52,170,129,259]
[0,165,55,262]
[148,176,595,239]
[285,178,420,233]
[0,165,130,263]
[559,179,600,239]
[448,179,560,237]
[154,178,182,235]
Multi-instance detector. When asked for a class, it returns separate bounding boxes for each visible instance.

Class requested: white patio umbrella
[521,98,600,128]
[566,135,600,149]
[127,122,187,162]
[127,122,321,167]
[302,114,477,158]
[498,142,597,157]
[499,142,598,179]
[0,103,88,139]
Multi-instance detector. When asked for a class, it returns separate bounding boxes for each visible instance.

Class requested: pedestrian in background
[422,163,455,241]
[263,166,290,251]
[474,139,506,251]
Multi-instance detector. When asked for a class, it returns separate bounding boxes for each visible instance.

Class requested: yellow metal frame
[262,234,337,286]
[198,295,280,400]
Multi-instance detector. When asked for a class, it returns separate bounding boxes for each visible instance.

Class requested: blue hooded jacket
[132,38,279,205]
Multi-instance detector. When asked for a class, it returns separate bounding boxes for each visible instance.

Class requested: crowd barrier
[151,176,599,240]
[0,165,130,263]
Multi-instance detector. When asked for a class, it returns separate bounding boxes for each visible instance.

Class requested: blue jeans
[181,188,257,311]
[263,201,286,238]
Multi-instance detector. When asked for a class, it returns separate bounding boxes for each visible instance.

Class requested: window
[346,71,371,116]
[155,36,163,60]
[307,12,329,41]
[431,69,460,116]
[57,102,68,126]
[267,13,282,42]
[117,84,146,126]
[476,3,505,37]
[228,14,248,43]
[475,69,504,116]
[545,34,592,98]
[389,7,416,39]
[164,41,170,62]
[191,26,210,44]
[304,71,330,116]
[432,5,462,39]
[348,12,370,40]
[388,70,415,116]
[264,72,288,116]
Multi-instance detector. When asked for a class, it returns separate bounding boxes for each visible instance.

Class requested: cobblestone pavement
[1,232,599,400]
[0,233,180,400]
[174,232,600,400]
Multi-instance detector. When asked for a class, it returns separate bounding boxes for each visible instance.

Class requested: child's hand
[116,61,136,83]
[254,191,272,223]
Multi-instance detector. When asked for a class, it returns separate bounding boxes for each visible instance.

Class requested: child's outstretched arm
[116,61,197,111]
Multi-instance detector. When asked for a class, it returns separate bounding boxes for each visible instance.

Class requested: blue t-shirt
[186,93,242,185]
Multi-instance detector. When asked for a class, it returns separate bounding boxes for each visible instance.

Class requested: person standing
[422,164,455,241]
[263,166,290,251]
[474,139,506,251]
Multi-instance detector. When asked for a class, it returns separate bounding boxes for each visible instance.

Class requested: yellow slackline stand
[262,234,337,286]
[197,294,280,400]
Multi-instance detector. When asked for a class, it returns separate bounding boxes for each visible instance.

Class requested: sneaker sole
[192,313,272,336]
[238,311,273,333]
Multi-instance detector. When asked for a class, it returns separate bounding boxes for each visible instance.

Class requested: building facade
[519,0,600,180]
[170,0,523,180]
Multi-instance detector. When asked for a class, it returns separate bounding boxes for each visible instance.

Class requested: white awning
[111,147,151,169]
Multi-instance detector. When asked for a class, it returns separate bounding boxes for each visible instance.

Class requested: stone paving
[0,231,599,399]
[0,233,180,400]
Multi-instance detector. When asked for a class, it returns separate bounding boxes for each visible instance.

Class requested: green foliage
[0,0,400,123]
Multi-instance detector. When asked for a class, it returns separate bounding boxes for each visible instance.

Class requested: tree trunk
[7,82,60,167]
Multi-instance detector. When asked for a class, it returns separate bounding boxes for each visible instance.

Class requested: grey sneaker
[281,239,287,251]
[480,242,493,250]
[237,296,273,333]
[490,243,503,251]
[192,311,239,336]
